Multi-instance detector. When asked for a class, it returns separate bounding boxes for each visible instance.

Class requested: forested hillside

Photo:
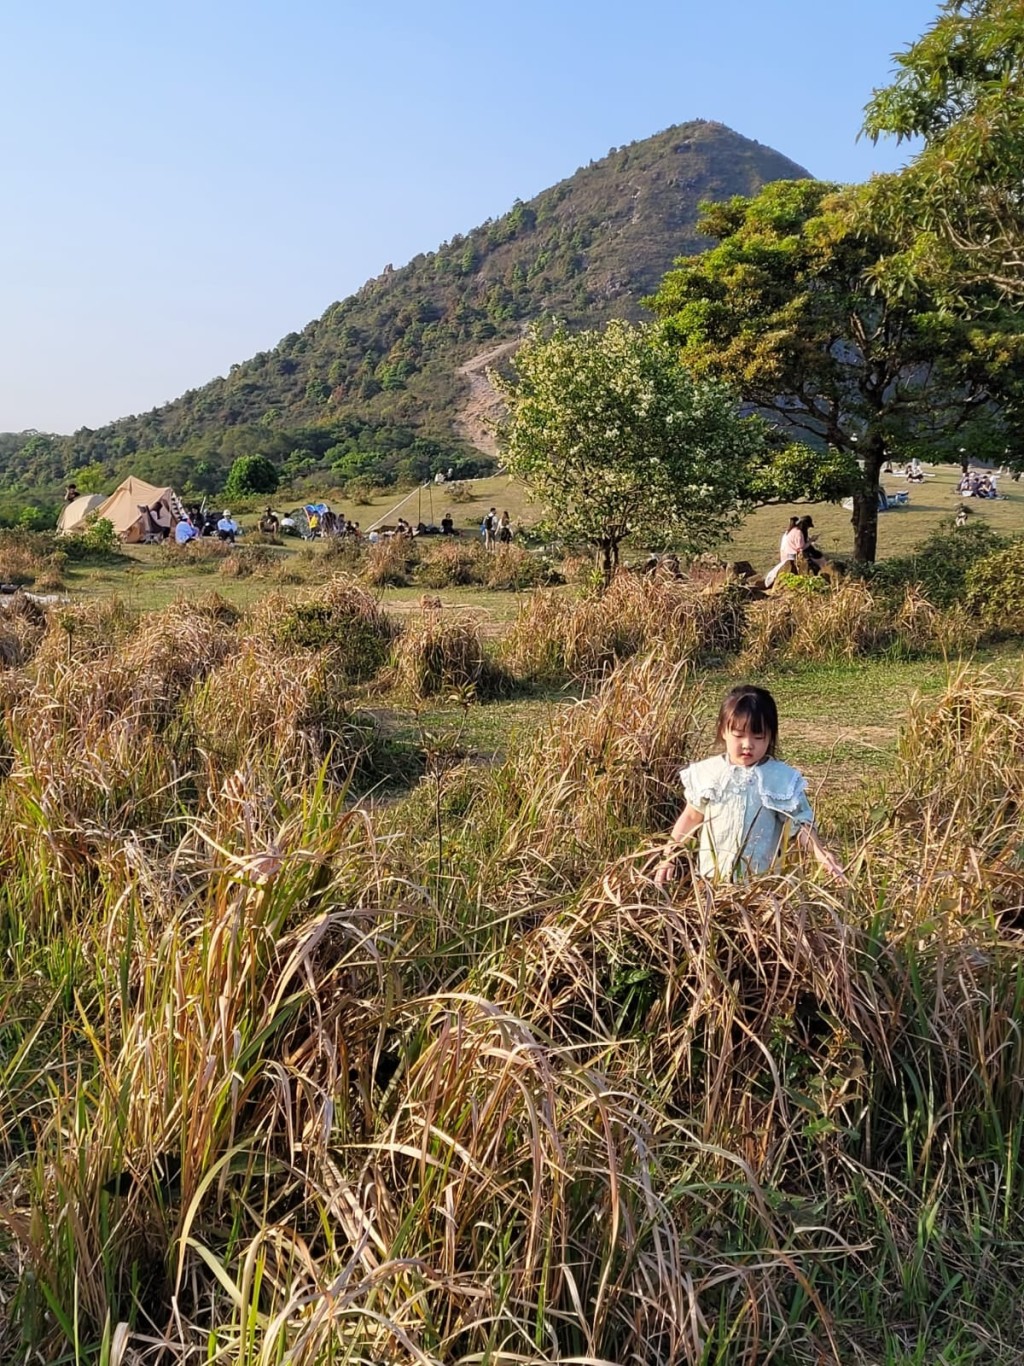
[1,121,809,509]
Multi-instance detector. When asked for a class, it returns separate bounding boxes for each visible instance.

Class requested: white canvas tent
[57,493,106,535]
[87,476,183,543]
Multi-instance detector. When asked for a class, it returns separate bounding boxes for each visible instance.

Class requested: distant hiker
[497,510,513,544]
[217,510,239,542]
[482,507,497,550]
[654,684,846,886]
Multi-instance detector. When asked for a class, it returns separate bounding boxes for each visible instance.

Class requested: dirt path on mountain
[454,339,519,456]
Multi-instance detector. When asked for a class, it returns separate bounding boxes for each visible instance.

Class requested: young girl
[654,685,845,885]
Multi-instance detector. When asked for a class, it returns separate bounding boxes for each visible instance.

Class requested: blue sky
[0,0,939,435]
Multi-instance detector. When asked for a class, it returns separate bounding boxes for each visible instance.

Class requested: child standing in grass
[654,685,846,886]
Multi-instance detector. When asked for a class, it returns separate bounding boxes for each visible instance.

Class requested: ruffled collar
[682,754,807,814]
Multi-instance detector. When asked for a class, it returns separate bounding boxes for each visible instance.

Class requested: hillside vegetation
[0,123,809,508]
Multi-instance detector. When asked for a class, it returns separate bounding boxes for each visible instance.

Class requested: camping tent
[87,477,183,543]
[57,493,106,535]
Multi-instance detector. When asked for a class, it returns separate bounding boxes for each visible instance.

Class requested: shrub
[964,540,1024,635]
[273,577,399,682]
[224,453,279,498]
[870,521,1010,607]
[59,518,120,559]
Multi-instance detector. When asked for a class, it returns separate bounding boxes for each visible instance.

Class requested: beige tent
[89,477,182,543]
[57,493,106,535]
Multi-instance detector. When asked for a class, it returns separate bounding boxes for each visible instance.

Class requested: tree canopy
[647,179,1024,562]
[863,0,1024,306]
[224,454,280,499]
[493,319,827,583]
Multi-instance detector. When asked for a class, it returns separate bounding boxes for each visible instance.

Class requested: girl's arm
[797,824,847,883]
[654,803,704,886]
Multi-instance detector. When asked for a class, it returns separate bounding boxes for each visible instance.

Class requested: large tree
[493,319,848,584]
[648,179,1024,563]
[863,0,1024,306]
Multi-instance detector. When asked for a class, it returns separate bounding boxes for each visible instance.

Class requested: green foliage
[494,318,770,583]
[648,177,1024,561]
[965,539,1024,631]
[863,0,1024,306]
[224,453,279,499]
[59,518,120,560]
[870,519,1011,606]
[751,442,861,505]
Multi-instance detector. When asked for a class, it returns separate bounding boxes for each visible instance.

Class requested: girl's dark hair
[797,515,814,534]
[716,685,779,755]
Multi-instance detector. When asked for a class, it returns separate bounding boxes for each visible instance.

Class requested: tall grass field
[3,515,1024,1364]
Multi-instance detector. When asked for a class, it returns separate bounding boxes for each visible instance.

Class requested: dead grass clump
[362,537,414,587]
[483,543,563,590]
[184,643,381,783]
[219,543,277,578]
[415,538,487,588]
[742,579,896,668]
[391,613,507,699]
[486,656,701,877]
[502,576,746,683]
[888,667,1024,842]
[159,537,232,569]
[0,595,49,667]
[0,530,55,585]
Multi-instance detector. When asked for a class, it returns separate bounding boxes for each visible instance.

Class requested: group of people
[480,507,513,548]
[170,509,240,544]
[764,515,824,587]
[956,470,1000,499]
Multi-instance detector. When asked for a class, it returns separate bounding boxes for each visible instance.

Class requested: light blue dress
[680,754,815,881]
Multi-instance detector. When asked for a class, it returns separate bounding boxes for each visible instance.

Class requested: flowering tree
[492,320,779,585]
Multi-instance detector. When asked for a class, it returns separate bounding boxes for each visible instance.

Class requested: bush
[273,577,399,682]
[57,518,121,560]
[870,521,1010,607]
[224,454,279,499]
[965,540,1024,635]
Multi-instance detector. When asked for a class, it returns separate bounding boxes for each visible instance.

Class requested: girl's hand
[654,856,679,888]
[818,849,848,885]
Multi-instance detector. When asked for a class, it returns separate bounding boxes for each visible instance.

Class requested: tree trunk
[597,536,622,590]
[851,435,884,564]
[599,539,614,590]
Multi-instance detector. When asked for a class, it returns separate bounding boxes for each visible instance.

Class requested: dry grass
[390,610,507,699]
[502,574,747,682]
[5,585,1024,1362]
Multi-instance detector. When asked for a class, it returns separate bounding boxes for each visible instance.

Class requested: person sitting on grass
[441,512,455,535]
[654,685,846,886]
[259,507,279,534]
[216,510,239,543]
[175,516,199,544]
